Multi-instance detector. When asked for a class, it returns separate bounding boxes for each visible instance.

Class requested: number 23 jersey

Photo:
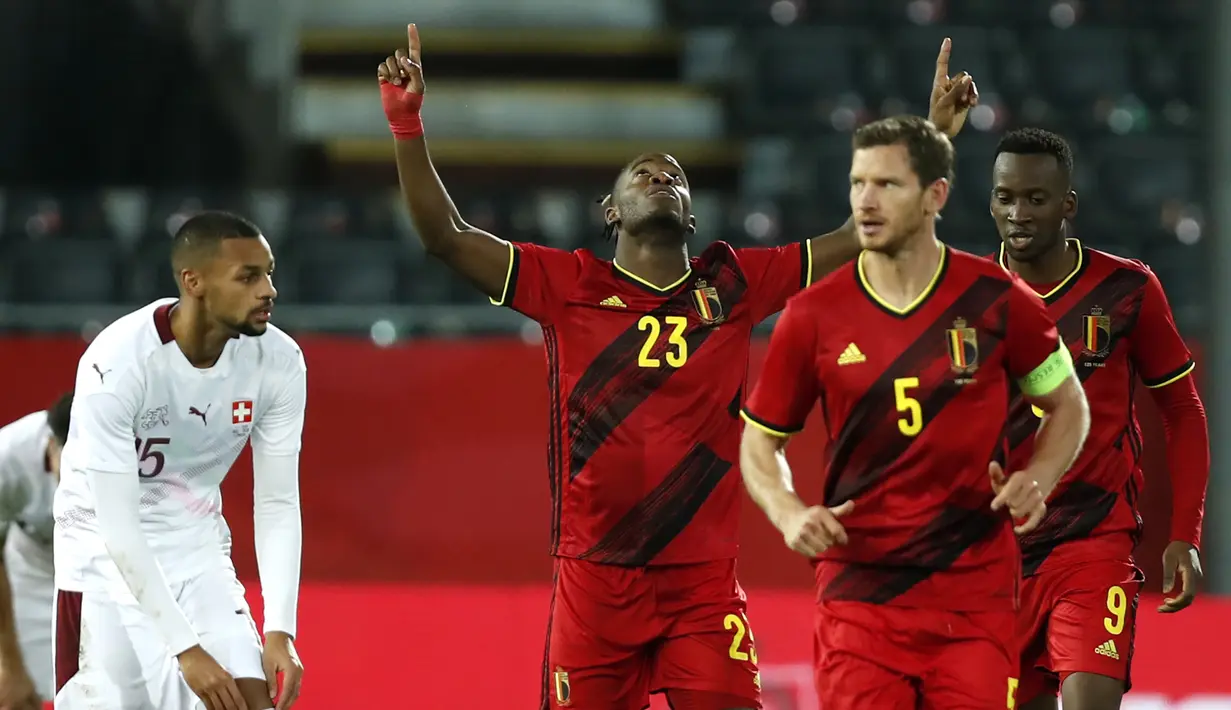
[54,299,307,592]
[492,239,813,566]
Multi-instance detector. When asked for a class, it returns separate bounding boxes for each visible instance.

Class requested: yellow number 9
[1104,585,1127,635]
[723,613,758,664]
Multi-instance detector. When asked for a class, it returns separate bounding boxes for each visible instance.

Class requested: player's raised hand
[1159,541,1203,613]
[989,462,1046,535]
[262,631,305,709]
[781,501,854,557]
[378,23,425,94]
[178,645,248,710]
[928,38,979,139]
[379,24,426,138]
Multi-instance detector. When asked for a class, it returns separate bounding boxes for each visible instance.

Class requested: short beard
[623,211,688,243]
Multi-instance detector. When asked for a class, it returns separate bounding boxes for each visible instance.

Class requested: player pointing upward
[380,23,862,710]
[53,212,305,710]
[740,116,1090,710]
[928,47,1212,706]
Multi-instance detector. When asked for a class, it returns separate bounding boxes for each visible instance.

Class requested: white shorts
[4,527,54,700]
[52,566,264,710]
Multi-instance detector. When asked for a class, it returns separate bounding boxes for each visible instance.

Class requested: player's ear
[179,268,205,298]
[926,178,951,214]
[1063,190,1078,220]
[686,214,697,235]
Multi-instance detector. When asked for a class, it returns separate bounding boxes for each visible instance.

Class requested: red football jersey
[493,239,813,565]
[744,247,1068,611]
[995,241,1195,577]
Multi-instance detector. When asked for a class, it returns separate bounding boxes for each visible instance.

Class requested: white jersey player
[53,212,306,710]
[0,393,71,707]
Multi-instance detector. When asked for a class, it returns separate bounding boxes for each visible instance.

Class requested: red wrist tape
[380,81,425,139]
[389,114,424,140]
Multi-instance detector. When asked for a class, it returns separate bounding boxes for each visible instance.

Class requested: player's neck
[169,303,232,369]
[613,233,690,289]
[862,236,944,311]
[1007,239,1077,286]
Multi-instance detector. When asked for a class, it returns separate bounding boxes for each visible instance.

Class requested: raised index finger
[934,37,952,84]
[408,23,422,65]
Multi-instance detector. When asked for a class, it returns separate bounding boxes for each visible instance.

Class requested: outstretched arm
[380,23,513,300]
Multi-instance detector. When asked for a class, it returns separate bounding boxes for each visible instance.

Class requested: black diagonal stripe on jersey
[1018,481,1118,576]
[577,443,731,566]
[727,386,742,420]
[567,270,747,480]
[544,327,564,554]
[821,504,1001,603]
[823,276,1013,507]
[1004,268,1148,456]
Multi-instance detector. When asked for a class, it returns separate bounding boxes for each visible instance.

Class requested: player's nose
[649,171,677,185]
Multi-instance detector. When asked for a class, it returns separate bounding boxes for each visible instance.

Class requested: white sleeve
[250,354,306,637]
[75,376,200,655]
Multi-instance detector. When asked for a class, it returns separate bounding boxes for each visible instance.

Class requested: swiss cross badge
[231,400,254,425]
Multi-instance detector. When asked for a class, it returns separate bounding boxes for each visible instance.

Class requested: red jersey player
[977,128,1208,710]
[378,25,862,710]
[740,116,1091,710]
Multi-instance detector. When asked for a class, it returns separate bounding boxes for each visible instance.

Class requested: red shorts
[543,557,761,710]
[1017,560,1143,703]
[814,601,1019,710]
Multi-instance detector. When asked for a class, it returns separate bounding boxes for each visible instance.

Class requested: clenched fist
[779,500,855,557]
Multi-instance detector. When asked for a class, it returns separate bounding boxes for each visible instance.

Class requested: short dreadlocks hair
[995,128,1074,180]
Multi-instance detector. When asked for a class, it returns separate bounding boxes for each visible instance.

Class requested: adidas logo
[600,295,627,308]
[837,343,866,366]
[1094,640,1120,660]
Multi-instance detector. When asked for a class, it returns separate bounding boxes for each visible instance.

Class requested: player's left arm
[737,220,860,322]
[998,278,1090,530]
[1129,268,1208,612]
[250,349,307,708]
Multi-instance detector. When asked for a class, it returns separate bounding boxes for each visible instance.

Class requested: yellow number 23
[723,613,758,664]
[638,315,689,369]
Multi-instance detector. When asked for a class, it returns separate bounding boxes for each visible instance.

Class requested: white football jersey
[54,299,306,592]
[0,411,57,563]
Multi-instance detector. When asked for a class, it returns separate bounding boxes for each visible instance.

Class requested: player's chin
[237,319,269,337]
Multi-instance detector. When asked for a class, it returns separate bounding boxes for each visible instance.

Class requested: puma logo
[92,364,111,383]
[188,405,210,425]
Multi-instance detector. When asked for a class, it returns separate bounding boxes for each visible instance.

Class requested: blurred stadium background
[1,0,1228,707]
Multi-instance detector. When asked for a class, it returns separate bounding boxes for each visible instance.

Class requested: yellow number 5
[1007,677,1019,709]
[638,316,689,368]
[1105,585,1127,635]
[894,377,922,436]
[723,613,758,664]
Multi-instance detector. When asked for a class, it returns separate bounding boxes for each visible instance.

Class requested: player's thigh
[1046,565,1141,690]
[923,610,1018,710]
[1017,574,1060,707]
[813,603,917,710]
[546,559,657,709]
[651,563,760,706]
[53,589,199,710]
[653,629,760,707]
[12,575,55,700]
[182,566,267,686]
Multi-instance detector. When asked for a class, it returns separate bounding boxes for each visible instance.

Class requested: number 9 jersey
[53,299,307,593]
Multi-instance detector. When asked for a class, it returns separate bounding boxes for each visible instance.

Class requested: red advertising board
[0,335,1220,708]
